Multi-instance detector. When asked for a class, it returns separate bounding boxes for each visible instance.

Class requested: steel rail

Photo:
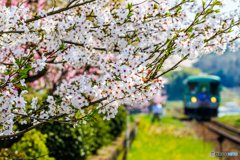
[210,120,240,135]
[172,108,240,145]
[203,122,240,145]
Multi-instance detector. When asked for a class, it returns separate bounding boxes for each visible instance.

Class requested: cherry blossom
[1,0,240,139]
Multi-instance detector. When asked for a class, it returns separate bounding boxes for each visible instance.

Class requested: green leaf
[165,13,171,17]
[128,13,134,17]
[195,12,200,18]
[93,109,99,114]
[176,6,182,12]
[113,77,121,81]
[128,3,132,10]
[86,114,91,118]
[3,70,11,75]
[91,81,97,86]
[190,34,195,38]
[188,27,194,32]
[29,53,34,59]
[134,37,139,42]
[20,75,28,79]
[214,9,220,13]
[75,110,81,118]
[59,41,65,50]
[213,0,222,6]
[54,97,58,102]
[202,0,205,8]
[147,84,152,87]
[205,9,213,15]
[10,79,17,83]
[227,28,233,33]
[15,58,21,66]
[198,20,206,24]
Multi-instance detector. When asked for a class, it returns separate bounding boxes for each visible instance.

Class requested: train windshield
[188,82,198,94]
[210,82,220,94]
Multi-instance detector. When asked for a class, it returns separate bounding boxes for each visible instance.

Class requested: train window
[200,84,208,93]
[188,82,198,94]
[210,82,219,94]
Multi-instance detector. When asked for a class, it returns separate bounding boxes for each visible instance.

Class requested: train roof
[184,75,221,83]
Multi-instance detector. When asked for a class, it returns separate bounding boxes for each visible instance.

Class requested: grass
[220,87,240,106]
[128,115,216,160]
[165,100,183,109]
[214,115,240,128]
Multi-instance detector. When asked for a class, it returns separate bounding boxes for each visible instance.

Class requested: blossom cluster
[1,0,240,138]
[1,0,47,10]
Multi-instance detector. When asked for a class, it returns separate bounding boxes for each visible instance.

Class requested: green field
[165,100,183,109]
[220,87,240,106]
[215,115,240,128]
[128,115,216,160]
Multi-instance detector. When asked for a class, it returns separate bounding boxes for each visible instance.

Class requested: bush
[1,106,127,160]
[0,129,54,160]
[108,106,127,138]
[39,106,127,160]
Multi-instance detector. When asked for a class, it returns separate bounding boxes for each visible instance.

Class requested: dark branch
[25,67,48,83]
[25,0,96,23]
[0,114,67,139]
[155,53,189,79]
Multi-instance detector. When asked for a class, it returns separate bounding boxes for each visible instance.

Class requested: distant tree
[165,67,202,100]
[194,47,240,88]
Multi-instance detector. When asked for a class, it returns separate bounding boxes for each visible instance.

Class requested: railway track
[172,108,240,145]
[201,120,240,145]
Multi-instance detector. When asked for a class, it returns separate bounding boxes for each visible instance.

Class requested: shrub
[39,106,127,160]
[0,129,54,160]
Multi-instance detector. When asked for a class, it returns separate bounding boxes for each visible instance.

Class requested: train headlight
[191,97,197,103]
[211,97,217,103]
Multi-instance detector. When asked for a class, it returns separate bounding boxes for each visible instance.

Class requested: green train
[183,75,222,120]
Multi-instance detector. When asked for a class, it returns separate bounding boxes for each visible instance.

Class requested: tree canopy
[194,47,240,88]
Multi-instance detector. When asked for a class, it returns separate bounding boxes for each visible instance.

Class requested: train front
[183,76,221,120]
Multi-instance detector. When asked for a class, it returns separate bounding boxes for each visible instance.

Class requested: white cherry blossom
[1,0,240,138]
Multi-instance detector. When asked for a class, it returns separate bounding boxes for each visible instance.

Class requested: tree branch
[64,41,120,52]
[25,0,96,23]
[0,114,67,139]
[25,67,48,83]
[66,0,78,8]
[154,53,189,79]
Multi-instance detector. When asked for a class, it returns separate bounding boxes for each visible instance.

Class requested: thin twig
[154,53,189,79]
[66,0,78,8]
